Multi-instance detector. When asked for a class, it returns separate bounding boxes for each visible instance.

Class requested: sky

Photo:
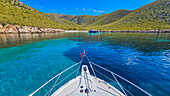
[19,0,156,16]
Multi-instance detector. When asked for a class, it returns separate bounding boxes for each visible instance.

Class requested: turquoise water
[0,32,170,96]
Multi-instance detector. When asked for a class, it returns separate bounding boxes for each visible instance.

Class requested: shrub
[73,28,77,30]
[68,28,72,30]
[1,22,6,27]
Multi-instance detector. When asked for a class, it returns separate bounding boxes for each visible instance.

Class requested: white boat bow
[29,54,152,96]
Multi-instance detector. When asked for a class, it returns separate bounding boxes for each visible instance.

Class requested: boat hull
[89,30,98,33]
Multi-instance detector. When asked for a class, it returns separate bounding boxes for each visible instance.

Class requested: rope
[123,87,134,96]
[76,55,84,77]
[29,62,80,96]
[48,75,61,96]
[76,63,81,77]
[111,73,127,96]
[44,69,78,96]
[47,56,63,95]
[85,56,96,78]
[91,62,152,96]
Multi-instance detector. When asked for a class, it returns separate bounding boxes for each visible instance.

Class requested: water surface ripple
[0,32,169,96]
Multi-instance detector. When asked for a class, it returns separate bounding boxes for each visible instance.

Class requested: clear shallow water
[0,32,170,96]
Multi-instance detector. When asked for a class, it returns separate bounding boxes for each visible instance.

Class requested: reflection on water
[1,32,169,51]
[0,33,66,48]
[0,32,170,96]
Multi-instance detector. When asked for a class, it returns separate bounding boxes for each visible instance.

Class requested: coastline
[98,29,170,33]
[0,23,170,34]
[0,23,64,33]
[65,30,88,32]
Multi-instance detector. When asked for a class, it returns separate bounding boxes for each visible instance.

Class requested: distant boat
[89,30,98,33]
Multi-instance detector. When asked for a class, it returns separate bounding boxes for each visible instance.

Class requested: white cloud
[93,9,105,13]
[52,9,55,12]
[98,10,105,13]
[82,8,86,11]
[93,10,96,12]
[75,8,105,13]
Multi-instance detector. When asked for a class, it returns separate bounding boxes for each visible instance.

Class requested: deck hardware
[85,88,90,93]
[80,89,83,93]
[83,67,87,71]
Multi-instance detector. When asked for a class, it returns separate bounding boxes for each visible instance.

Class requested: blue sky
[19,0,156,16]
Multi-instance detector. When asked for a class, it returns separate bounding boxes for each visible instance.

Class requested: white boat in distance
[29,51,152,96]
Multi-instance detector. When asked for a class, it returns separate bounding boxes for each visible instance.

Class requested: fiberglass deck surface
[52,65,125,96]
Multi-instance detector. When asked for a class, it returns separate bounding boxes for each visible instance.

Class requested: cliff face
[0,23,64,33]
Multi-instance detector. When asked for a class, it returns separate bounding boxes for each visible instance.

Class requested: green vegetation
[90,0,170,30]
[56,0,170,30]
[85,10,132,27]
[0,0,79,29]
[0,0,169,31]
[45,13,80,28]
[50,10,132,28]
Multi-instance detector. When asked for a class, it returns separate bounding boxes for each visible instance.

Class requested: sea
[0,32,169,96]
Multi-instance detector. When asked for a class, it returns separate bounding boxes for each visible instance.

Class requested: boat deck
[52,65,125,96]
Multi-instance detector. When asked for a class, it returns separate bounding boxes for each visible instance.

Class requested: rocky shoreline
[98,29,170,33]
[0,23,170,33]
[0,23,64,33]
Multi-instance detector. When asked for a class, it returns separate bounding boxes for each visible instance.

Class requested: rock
[8,25,18,32]
[0,23,64,33]
[0,24,3,29]
[19,26,30,32]
[166,2,170,5]
[0,24,3,32]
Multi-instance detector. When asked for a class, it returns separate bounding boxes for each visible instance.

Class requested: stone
[0,24,3,29]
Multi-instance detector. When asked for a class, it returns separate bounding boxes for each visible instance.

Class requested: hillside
[0,0,169,31]
[0,0,79,29]
[59,15,98,25]
[93,0,170,30]
[53,10,132,27]
[52,0,169,31]
[45,13,80,29]
[85,9,132,27]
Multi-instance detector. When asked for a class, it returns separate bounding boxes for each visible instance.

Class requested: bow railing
[84,54,152,96]
[29,62,81,96]
[29,54,152,96]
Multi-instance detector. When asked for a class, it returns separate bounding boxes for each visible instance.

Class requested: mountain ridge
[0,0,169,31]
[93,0,170,30]
[0,0,79,30]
